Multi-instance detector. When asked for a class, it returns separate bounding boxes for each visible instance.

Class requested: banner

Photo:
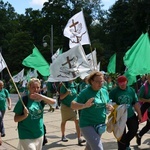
[0,53,7,72]
[63,11,91,48]
[13,69,24,83]
[48,44,91,82]
[22,46,50,76]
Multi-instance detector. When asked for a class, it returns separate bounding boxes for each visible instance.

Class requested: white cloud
[30,0,48,7]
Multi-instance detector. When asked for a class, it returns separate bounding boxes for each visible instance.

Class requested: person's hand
[138,114,142,122]
[30,93,42,101]
[67,89,72,95]
[8,105,11,110]
[106,104,114,112]
[84,98,94,108]
[23,106,29,117]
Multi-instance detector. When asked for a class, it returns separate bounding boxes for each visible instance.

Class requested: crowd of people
[0,71,149,150]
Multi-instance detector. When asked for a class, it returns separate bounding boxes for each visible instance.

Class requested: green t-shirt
[60,82,77,107]
[74,86,109,128]
[0,89,9,111]
[109,86,138,118]
[138,82,150,112]
[13,97,45,139]
[79,82,88,93]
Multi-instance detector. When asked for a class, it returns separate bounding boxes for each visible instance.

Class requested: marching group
[0,71,149,150]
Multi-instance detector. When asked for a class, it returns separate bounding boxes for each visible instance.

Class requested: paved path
[0,94,150,150]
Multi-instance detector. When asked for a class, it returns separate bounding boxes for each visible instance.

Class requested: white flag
[63,11,91,48]
[22,79,27,87]
[86,50,97,70]
[51,48,62,62]
[48,44,91,82]
[0,53,7,72]
[79,50,98,78]
[29,69,38,78]
[12,69,24,83]
[97,62,100,71]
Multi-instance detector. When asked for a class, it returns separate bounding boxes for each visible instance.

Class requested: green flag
[22,47,50,76]
[123,32,150,76]
[107,53,116,73]
[124,70,136,86]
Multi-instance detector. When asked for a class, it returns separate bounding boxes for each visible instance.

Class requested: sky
[3,0,117,14]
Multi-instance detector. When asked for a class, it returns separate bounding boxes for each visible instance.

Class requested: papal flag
[63,11,91,48]
[22,46,50,76]
[48,44,91,82]
[0,53,7,72]
[13,69,24,83]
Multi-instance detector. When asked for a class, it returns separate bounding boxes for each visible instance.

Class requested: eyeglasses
[93,80,104,84]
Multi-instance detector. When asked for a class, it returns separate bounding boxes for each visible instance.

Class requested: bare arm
[71,98,94,110]
[139,97,150,103]
[59,91,70,100]
[134,102,142,122]
[7,97,12,110]
[30,93,56,105]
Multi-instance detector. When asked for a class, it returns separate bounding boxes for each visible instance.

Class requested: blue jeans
[80,126,103,150]
[0,110,5,135]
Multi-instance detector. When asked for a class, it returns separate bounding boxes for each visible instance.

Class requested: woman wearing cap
[71,71,114,150]
[109,75,142,150]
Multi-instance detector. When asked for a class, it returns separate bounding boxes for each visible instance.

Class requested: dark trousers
[0,110,5,135]
[139,102,150,137]
[140,102,150,116]
[118,114,139,150]
[139,111,150,137]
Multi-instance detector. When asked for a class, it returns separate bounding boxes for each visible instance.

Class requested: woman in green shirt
[71,71,114,150]
[13,78,56,150]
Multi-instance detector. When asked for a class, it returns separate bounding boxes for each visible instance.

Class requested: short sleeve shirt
[109,86,138,118]
[74,86,109,128]
[13,97,45,139]
[0,89,10,110]
[60,82,77,107]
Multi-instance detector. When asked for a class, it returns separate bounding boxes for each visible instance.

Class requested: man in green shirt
[109,75,142,150]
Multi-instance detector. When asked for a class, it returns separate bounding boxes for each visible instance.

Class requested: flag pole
[81,9,97,71]
[5,66,26,108]
[62,82,69,91]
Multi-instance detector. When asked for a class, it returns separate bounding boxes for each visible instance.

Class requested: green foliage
[0,0,150,81]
